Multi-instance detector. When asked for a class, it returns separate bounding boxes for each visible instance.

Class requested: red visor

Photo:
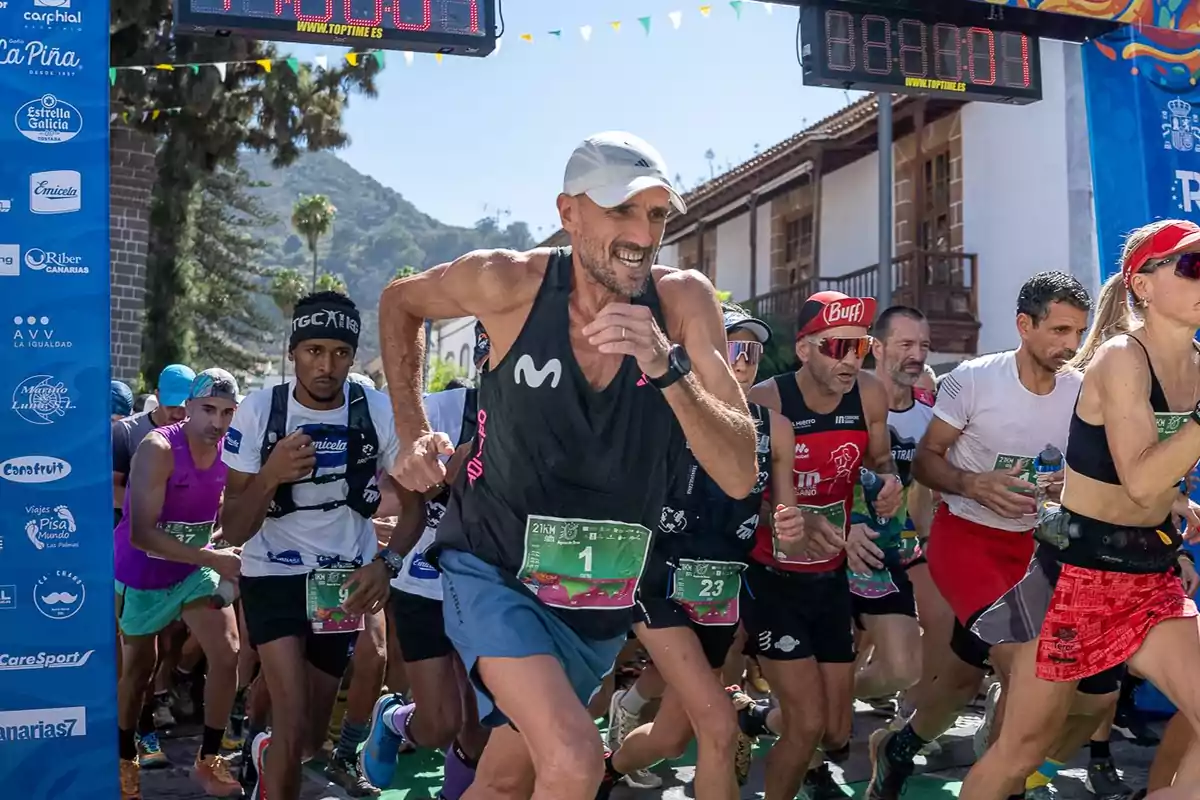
[1124,220,1200,287]
[796,291,877,338]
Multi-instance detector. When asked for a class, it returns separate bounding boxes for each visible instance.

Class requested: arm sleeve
[931,363,975,431]
[222,396,264,474]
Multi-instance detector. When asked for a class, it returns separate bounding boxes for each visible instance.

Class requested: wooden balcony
[741,250,980,355]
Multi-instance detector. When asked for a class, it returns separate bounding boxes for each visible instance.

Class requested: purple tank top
[113,421,227,590]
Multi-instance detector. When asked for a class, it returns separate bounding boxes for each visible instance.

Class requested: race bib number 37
[306,568,364,635]
[150,521,214,561]
[518,515,652,611]
[670,559,745,626]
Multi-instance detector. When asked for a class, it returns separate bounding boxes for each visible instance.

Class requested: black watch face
[673,346,691,374]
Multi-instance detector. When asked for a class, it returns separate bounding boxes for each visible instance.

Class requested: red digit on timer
[967,27,996,85]
[933,23,960,80]
[344,0,381,26]
[999,32,1030,87]
[862,14,892,76]
[440,0,480,33]
[394,0,431,30]
[897,18,927,78]
[292,0,333,22]
[825,9,856,72]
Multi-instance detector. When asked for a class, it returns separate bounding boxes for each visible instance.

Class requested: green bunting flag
[730,0,744,19]
[639,16,652,35]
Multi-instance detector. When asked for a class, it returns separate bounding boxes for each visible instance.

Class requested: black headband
[290,304,361,350]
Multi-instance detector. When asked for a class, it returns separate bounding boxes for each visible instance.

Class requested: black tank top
[655,402,772,563]
[435,248,682,640]
[1066,336,1176,484]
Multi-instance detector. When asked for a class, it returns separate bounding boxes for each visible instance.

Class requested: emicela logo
[1,455,70,483]
[14,94,82,144]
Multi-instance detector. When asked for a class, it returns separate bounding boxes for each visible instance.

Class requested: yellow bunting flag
[152,110,161,120]
[155,63,174,71]
[610,20,621,32]
[435,52,444,63]
[520,32,533,42]
[256,58,272,72]
[345,52,359,66]
[699,5,712,16]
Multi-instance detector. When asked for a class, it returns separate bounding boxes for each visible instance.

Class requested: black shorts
[951,607,1126,695]
[390,588,454,663]
[636,595,737,669]
[852,566,918,629]
[741,563,855,664]
[240,573,356,678]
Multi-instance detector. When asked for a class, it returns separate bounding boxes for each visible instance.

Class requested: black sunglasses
[1145,252,1200,280]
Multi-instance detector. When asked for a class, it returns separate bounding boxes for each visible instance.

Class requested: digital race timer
[799,0,1042,104]
[173,0,496,55]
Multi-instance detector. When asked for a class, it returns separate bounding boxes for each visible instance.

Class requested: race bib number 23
[518,515,652,611]
[669,559,745,626]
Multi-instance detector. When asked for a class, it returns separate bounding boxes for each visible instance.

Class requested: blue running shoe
[359,694,405,789]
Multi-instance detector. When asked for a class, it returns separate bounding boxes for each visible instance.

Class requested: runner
[113,380,134,421]
[114,364,195,526]
[961,221,1200,797]
[743,290,902,800]
[599,305,803,798]
[360,384,490,800]
[865,272,1093,800]
[848,306,936,710]
[114,369,245,800]
[220,291,402,800]
[378,131,760,799]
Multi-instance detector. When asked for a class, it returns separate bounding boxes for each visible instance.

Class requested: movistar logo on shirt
[513,355,562,389]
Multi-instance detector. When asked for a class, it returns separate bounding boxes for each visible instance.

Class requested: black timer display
[800,0,1042,105]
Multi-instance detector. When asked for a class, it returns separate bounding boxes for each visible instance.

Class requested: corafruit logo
[14,94,82,144]
[0,455,71,483]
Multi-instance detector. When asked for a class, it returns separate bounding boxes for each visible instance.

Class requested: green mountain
[240,149,534,364]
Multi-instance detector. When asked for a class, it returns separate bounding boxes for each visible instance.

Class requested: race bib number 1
[992,454,1035,494]
[150,521,214,561]
[306,568,364,635]
[669,559,745,626]
[774,501,846,565]
[518,515,652,610]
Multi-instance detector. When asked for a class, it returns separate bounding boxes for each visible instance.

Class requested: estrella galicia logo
[12,374,74,424]
[14,94,82,144]
[1,455,70,483]
[33,570,83,619]
[224,427,243,454]
[298,424,349,469]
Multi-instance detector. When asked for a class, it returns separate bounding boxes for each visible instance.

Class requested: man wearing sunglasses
[743,290,902,800]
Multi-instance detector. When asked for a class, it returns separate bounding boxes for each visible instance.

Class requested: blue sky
[311,0,863,239]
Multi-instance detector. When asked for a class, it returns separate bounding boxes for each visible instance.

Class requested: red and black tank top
[749,371,870,573]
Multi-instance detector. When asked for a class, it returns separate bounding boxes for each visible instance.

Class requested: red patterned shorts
[1036,563,1197,683]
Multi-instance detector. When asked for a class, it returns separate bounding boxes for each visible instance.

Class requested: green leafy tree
[427,354,467,393]
[114,4,382,379]
[293,194,338,290]
[395,266,419,280]
[270,268,307,380]
[315,272,348,296]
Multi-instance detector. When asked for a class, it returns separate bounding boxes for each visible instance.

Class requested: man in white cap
[377,132,767,799]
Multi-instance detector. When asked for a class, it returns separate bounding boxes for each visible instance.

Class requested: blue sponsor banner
[0,0,115,792]
[1084,26,1200,280]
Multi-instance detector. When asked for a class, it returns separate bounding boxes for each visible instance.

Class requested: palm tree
[291,194,338,290]
[315,272,348,295]
[270,268,307,380]
[704,149,716,178]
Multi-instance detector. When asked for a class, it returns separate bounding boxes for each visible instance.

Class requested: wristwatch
[649,344,692,390]
[375,548,404,579]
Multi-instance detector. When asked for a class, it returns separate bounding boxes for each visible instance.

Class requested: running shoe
[1112,708,1161,747]
[152,695,176,729]
[194,753,244,798]
[725,686,757,786]
[1084,757,1133,799]
[864,728,913,800]
[172,681,196,720]
[604,687,662,789]
[803,762,849,798]
[136,731,170,769]
[222,728,246,752]
[885,714,941,757]
[326,753,382,797]
[1025,784,1058,799]
[360,693,405,789]
[973,681,1002,759]
[249,731,270,800]
[864,694,900,718]
[120,758,141,800]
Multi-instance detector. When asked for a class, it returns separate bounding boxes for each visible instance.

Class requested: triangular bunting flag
[141,111,149,122]
[152,110,161,120]
[108,67,116,85]
[215,62,227,80]
[699,5,712,16]
[284,57,298,72]
[435,52,443,63]
[110,112,118,122]
[730,0,743,17]
[638,16,651,34]
[372,51,384,67]
[155,63,174,71]
[122,111,130,122]
[761,1,773,13]
[580,24,592,41]
[345,52,359,66]
[668,10,683,28]
[403,51,414,66]
[315,54,328,70]
[257,58,272,72]
[188,64,200,74]
[132,66,146,74]
[548,29,561,37]
[610,20,621,32]
[519,32,533,42]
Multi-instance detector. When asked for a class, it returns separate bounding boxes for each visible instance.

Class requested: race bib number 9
[775,500,846,565]
[669,559,745,626]
[150,521,214,560]
[992,455,1035,494]
[307,568,365,635]
[518,516,652,610]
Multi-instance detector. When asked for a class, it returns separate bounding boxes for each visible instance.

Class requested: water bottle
[860,468,904,567]
[212,578,237,609]
[1034,444,1063,508]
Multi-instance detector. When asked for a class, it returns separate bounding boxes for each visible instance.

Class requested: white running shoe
[605,688,662,789]
[973,682,1002,759]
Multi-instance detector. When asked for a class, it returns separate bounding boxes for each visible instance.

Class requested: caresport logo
[14,94,82,144]
[0,455,70,483]
[0,649,93,671]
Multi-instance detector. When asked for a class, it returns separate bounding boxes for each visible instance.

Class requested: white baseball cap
[563,131,687,215]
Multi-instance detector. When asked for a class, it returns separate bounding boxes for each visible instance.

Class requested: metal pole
[877,92,893,312]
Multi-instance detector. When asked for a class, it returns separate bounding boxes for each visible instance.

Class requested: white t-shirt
[391,388,469,601]
[934,350,1080,531]
[223,380,401,577]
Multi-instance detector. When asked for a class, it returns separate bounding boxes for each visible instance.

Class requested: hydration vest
[260,381,382,519]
